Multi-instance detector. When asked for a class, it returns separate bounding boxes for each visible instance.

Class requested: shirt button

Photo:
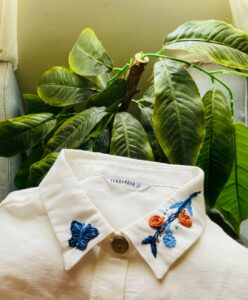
[111,234,129,254]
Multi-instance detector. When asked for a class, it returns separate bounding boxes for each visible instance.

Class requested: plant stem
[209,69,248,77]
[108,63,130,86]
[143,53,234,117]
[120,53,149,111]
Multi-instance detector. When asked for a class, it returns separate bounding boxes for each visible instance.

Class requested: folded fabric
[0,149,248,299]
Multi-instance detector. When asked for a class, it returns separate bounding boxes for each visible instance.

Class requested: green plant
[1,20,248,237]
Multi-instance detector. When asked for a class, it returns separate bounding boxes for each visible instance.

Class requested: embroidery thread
[68,220,99,251]
[141,191,201,258]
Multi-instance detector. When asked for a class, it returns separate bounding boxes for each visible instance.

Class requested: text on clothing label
[105,176,147,191]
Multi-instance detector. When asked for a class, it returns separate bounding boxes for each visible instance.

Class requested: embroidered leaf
[169,199,193,216]
[151,241,157,258]
[185,202,193,216]
[141,235,155,245]
[169,201,185,209]
[142,192,200,257]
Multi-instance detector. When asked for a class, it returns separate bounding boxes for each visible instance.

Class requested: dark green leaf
[87,79,127,108]
[37,66,97,107]
[215,123,248,234]
[140,106,168,162]
[164,20,248,70]
[139,85,155,106]
[96,73,113,89]
[43,107,107,156]
[110,112,154,160]
[0,113,56,157]
[23,94,61,114]
[28,152,59,187]
[14,145,44,188]
[197,89,234,208]
[81,129,110,153]
[153,59,205,165]
[69,28,113,76]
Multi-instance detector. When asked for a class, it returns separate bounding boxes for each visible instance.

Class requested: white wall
[16,0,232,93]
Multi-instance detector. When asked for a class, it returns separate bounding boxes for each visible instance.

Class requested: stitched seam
[121,254,130,300]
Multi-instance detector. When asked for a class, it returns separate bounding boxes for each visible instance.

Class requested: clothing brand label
[105,176,147,191]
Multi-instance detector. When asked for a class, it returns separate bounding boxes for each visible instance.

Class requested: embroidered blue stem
[141,191,201,257]
[156,191,201,237]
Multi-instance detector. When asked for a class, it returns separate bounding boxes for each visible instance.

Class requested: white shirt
[0,149,248,300]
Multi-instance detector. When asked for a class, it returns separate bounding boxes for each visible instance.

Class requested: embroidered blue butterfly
[141,191,201,258]
[68,220,99,251]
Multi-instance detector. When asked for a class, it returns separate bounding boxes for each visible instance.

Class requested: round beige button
[111,235,129,254]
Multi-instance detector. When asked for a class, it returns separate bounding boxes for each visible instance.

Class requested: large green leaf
[81,129,110,153]
[110,112,154,160]
[139,85,155,106]
[139,106,168,163]
[196,89,234,208]
[215,123,248,234]
[153,59,205,165]
[37,67,97,107]
[14,145,44,188]
[164,20,248,70]
[96,72,113,90]
[0,113,56,157]
[28,152,59,187]
[23,94,61,114]
[43,107,107,156]
[69,28,113,76]
[87,79,127,108]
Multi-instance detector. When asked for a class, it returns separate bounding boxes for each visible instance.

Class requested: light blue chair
[0,62,24,201]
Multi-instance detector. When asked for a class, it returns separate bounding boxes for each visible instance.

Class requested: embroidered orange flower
[178,209,192,227]
[148,215,165,228]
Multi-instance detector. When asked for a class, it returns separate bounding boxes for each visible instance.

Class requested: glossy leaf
[215,123,248,234]
[197,89,234,208]
[164,20,248,70]
[110,112,154,160]
[69,28,113,76]
[28,152,59,187]
[82,129,110,153]
[96,72,112,90]
[139,85,155,106]
[43,107,107,155]
[153,59,205,165]
[0,113,56,157]
[23,94,61,114]
[14,145,44,188]
[87,79,127,108]
[37,66,96,107]
[140,106,168,162]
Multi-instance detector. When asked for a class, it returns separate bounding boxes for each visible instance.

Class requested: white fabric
[0,149,248,299]
[229,0,248,32]
[0,0,18,69]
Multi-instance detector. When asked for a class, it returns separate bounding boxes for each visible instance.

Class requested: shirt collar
[39,149,206,280]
